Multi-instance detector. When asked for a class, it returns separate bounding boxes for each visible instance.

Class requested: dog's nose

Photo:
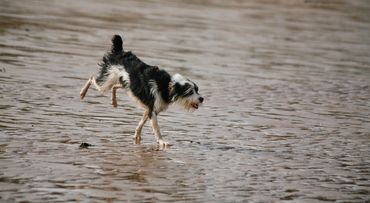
[199,97,204,103]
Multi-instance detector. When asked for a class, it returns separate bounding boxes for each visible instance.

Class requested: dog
[80,35,203,147]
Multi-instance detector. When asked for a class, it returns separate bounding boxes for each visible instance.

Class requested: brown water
[1,0,370,202]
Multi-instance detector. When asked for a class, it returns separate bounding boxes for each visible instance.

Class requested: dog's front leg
[150,114,169,147]
[134,110,148,144]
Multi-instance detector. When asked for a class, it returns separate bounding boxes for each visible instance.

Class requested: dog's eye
[194,85,199,93]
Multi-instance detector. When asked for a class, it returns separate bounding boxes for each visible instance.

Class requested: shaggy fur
[80,35,203,146]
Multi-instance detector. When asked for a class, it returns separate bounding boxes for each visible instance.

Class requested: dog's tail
[95,35,127,90]
[111,35,123,54]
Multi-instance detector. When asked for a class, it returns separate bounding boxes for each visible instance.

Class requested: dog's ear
[169,81,176,96]
[169,82,179,102]
[111,35,123,54]
[168,81,173,91]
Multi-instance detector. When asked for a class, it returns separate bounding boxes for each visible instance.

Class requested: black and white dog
[80,35,203,147]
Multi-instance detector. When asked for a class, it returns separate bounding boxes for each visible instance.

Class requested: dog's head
[170,74,204,110]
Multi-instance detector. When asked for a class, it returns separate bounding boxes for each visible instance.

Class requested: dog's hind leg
[111,83,123,108]
[150,114,170,147]
[134,110,149,144]
[80,76,93,99]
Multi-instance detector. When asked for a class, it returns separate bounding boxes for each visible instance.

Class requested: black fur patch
[172,82,193,101]
[97,35,172,118]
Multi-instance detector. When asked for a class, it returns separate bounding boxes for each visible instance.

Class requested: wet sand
[1,0,370,202]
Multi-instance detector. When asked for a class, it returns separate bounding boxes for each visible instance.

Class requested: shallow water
[1,0,370,202]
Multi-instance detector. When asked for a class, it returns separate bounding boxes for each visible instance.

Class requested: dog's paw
[133,135,141,144]
[80,78,92,100]
[158,139,170,147]
[111,99,118,108]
